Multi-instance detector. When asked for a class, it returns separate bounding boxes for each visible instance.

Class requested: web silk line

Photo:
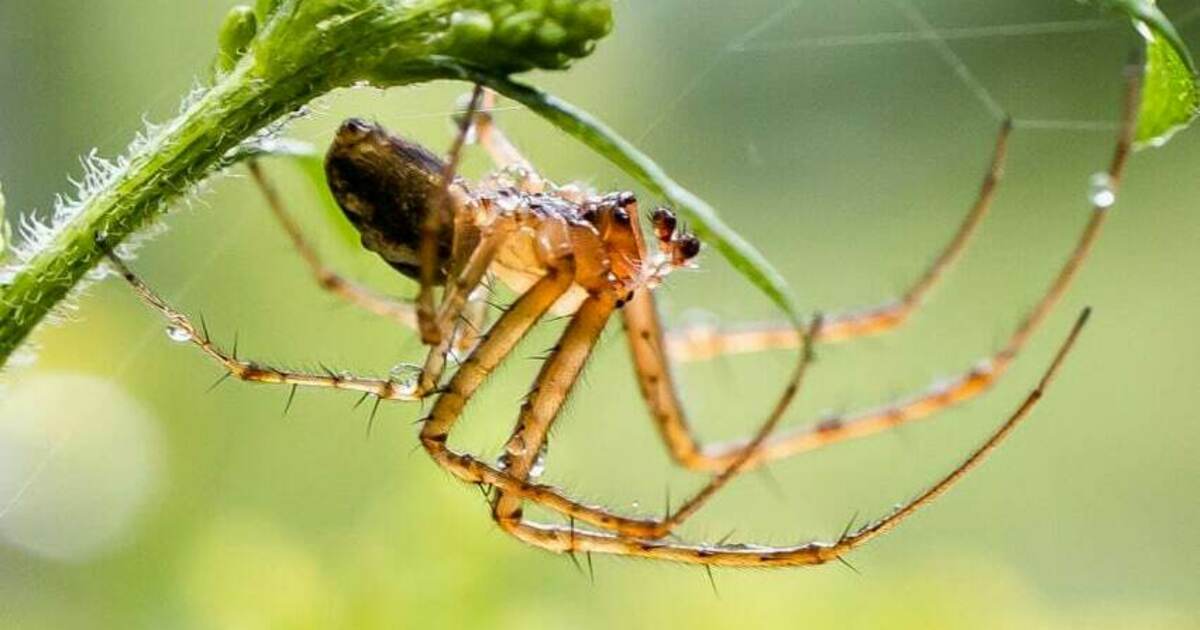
[732,19,1116,52]
[636,0,806,142]
[889,0,1008,122]
[725,0,1200,134]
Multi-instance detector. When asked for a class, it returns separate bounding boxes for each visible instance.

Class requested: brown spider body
[325,118,698,313]
[107,82,1136,567]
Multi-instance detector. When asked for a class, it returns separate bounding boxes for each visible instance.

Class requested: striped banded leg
[666,119,1013,363]
[635,72,1138,472]
[497,309,1091,566]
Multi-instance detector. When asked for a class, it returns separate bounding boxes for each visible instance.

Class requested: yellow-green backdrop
[1,1,1198,628]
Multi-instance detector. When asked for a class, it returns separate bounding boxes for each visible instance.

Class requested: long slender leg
[465,90,545,193]
[417,282,671,538]
[450,285,491,360]
[107,254,418,401]
[418,85,485,345]
[495,308,1090,566]
[245,161,418,329]
[490,293,617,528]
[666,119,1012,362]
[634,71,1138,471]
[419,267,573,478]
[427,292,816,541]
[489,313,816,539]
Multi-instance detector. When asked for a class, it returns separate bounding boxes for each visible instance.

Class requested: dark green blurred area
[2,1,1199,628]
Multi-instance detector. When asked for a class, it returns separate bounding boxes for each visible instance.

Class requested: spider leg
[245,160,418,329]
[107,254,418,401]
[665,119,1012,363]
[487,291,622,528]
[494,308,1091,566]
[416,281,668,538]
[698,196,1116,469]
[418,265,574,479]
[450,284,491,360]
[633,71,1138,471]
[416,223,512,396]
[425,285,818,542]
[418,84,485,345]
[463,89,545,193]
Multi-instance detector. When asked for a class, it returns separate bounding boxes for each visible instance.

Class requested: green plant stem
[0,0,614,367]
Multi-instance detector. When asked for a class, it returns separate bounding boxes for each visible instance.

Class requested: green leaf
[1086,0,1199,147]
[427,61,801,325]
[1135,21,1200,147]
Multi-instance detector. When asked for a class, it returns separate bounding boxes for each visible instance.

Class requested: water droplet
[630,500,640,510]
[1088,172,1116,208]
[529,444,547,478]
[165,324,191,343]
[388,362,422,397]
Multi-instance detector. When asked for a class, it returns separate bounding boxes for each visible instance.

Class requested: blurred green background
[2,1,1199,628]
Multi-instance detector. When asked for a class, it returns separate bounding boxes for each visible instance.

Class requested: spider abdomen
[325,118,457,281]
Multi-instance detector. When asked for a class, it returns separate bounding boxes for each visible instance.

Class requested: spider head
[579,195,701,295]
[581,191,644,284]
[325,119,455,282]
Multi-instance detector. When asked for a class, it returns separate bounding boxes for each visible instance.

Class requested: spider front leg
[245,160,418,329]
[665,118,1012,362]
[106,254,420,403]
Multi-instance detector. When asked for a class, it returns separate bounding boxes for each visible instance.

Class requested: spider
[105,79,1134,568]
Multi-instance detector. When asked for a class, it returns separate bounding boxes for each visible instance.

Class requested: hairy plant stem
[0,0,617,366]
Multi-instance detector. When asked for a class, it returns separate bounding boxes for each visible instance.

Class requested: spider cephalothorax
[325,117,699,313]
[107,82,1135,567]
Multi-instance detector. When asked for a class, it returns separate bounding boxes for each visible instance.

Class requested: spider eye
[616,191,637,208]
[612,207,631,225]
